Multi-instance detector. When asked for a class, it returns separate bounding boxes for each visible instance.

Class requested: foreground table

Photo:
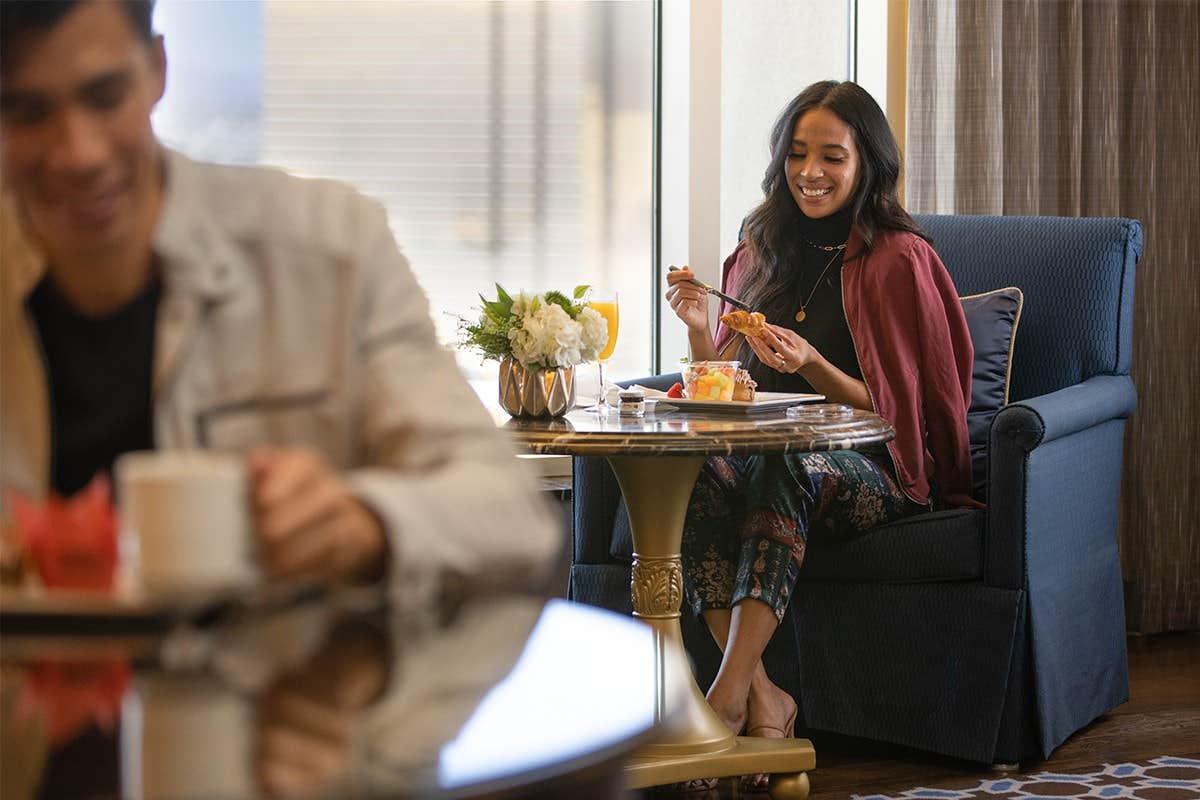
[505,405,896,799]
[0,594,672,800]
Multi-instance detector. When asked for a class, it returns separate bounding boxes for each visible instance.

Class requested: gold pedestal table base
[503,407,896,800]
[611,454,813,799]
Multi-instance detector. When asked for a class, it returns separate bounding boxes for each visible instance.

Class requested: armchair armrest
[985,374,1138,589]
[619,372,682,392]
[991,375,1138,452]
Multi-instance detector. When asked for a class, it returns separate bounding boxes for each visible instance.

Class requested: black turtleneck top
[27,274,160,496]
[749,206,863,394]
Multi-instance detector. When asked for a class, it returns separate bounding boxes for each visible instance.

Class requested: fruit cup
[682,360,741,401]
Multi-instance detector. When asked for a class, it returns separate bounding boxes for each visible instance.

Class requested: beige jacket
[1,149,558,608]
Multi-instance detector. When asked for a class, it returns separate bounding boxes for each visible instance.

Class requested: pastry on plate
[732,369,757,402]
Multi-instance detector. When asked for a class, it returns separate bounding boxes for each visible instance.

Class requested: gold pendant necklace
[795,244,846,323]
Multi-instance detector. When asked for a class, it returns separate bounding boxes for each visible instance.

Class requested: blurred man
[1,0,557,603]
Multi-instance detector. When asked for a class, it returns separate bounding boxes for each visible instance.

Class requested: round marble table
[504,404,895,799]
[1,595,669,800]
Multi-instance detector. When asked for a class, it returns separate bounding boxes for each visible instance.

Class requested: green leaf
[477,282,513,325]
[573,284,590,299]
[543,290,575,317]
[480,301,504,325]
[460,318,514,362]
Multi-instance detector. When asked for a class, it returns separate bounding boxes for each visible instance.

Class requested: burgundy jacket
[713,228,980,509]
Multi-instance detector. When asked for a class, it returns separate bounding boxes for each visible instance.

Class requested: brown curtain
[906,0,1200,633]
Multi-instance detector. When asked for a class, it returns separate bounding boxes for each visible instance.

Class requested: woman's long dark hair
[735,81,929,337]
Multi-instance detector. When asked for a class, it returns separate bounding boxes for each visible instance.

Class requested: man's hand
[254,619,389,797]
[247,448,387,583]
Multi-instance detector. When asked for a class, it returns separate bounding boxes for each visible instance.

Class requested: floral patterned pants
[681,448,923,622]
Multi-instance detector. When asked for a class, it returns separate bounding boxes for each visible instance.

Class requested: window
[657,0,876,366]
[152,0,655,392]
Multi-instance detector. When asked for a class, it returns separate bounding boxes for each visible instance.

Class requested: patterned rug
[855,756,1200,800]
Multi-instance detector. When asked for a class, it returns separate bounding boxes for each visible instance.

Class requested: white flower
[539,303,584,367]
[508,297,591,369]
[577,306,608,362]
[463,286,602,370]
[510,293,530,319]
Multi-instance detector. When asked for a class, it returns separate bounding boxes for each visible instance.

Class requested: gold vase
[498,357,576,418]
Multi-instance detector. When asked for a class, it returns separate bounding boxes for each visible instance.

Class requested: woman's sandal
[662,777,719,794]
[739,771,772,793]
[738,701,798,793]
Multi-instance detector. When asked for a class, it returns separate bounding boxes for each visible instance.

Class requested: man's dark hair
[1,1,156,76]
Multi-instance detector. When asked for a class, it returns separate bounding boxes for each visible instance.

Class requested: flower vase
[498,357,576,418]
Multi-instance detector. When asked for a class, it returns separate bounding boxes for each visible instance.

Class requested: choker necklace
[795,244,846,323]
[800,235,847,253]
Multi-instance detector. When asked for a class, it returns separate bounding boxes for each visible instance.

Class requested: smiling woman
[785,107,860,219]
[660,81,979,786]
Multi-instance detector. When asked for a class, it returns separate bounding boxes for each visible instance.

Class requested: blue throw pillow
[961,287,1024,500]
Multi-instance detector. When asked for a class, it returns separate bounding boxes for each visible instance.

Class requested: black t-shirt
[27,274,160,496]
[749,207,862,394]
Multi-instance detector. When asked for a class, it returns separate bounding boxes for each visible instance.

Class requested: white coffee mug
[122,673,253,799]
[117,451,258,593]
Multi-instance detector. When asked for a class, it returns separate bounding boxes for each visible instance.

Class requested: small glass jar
[618,388,646,417]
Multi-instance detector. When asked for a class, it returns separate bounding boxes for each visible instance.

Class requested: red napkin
[14,660,132,747]
[8,475,119,591]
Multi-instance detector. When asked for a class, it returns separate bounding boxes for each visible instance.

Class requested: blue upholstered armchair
[569,215,1143,764]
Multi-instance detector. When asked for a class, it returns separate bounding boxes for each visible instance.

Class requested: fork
[668,265,752,312]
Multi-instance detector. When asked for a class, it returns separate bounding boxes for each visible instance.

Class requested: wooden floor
[639,631,1200,799]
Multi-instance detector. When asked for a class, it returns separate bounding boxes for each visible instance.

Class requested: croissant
[719,309,767,338]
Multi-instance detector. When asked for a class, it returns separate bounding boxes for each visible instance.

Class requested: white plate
[655,391,825,414]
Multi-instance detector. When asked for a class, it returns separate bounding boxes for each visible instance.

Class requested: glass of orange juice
[588,291,619,406]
